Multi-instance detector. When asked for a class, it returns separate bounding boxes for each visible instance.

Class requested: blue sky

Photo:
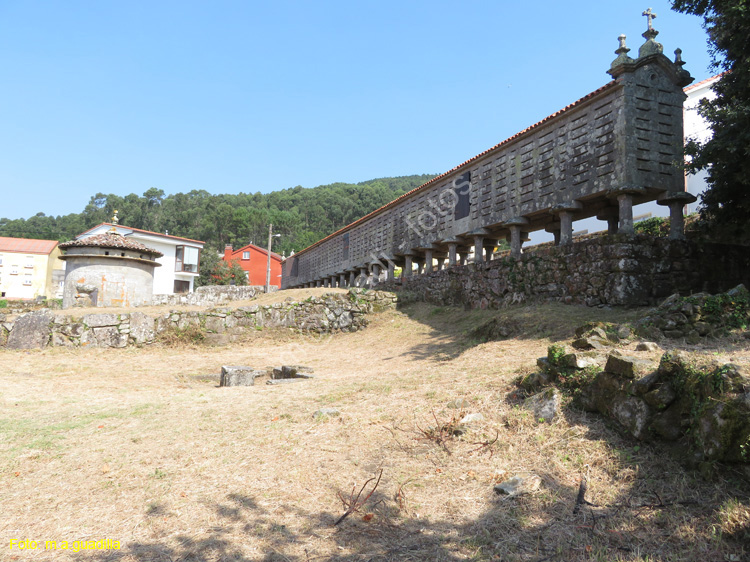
[0,1,714,221]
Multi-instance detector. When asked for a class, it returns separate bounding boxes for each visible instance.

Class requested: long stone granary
[282,19,695,290]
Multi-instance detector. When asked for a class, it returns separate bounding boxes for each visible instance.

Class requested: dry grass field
[2,297,749,561]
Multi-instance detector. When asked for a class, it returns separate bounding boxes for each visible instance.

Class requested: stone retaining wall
[152,285,275,307]
[0,289,397,349]
[383,236,750,308]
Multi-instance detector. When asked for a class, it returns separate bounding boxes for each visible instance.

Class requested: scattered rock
[635,341,661,352]
[615,325,632,340]
[571,336,608,351]
[605,354,652,379]
[561,352,601,370]
[519,371,553,392]
[220,366,267,387]
[313,408,340,419]
[271,365,315,380]
[460,413,484,424]
[523,388,562,422]
[493,474,542,496]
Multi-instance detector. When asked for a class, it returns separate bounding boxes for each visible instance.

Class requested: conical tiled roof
[59,232,163,258]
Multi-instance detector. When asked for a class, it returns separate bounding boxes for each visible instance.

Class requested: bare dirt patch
[2,302,749,561]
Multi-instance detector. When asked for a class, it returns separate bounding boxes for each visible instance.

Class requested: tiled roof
[292,80,619,257]
[225,243,282,261]
[0,236,59,255]
[684,73,723,93]
[79,223,205,245]
[59,232,164,257]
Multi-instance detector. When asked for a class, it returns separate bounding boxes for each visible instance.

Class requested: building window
[175,246,201,273]
[0,255,3,266]
[23,274,32,286]
[242,251,250,260]
[174,280,190,293]
[25,256,34,268]
[10,266,18,275]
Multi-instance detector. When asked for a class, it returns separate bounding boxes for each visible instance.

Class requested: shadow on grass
[88,413,750,561]
[393,301,645,362]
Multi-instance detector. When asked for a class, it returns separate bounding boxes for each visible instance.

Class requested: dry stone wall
[384,236,750,309]
[0,289,397,350]
[152,285,274,307]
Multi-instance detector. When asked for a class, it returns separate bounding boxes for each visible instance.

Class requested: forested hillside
[0,175,435,256]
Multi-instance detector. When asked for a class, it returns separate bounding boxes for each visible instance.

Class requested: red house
[223,244,283,287]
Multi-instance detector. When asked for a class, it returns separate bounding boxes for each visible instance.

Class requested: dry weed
[0,298,748,561]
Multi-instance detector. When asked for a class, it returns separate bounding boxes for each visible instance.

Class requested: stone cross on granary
[643,7,657,30]
[281,10,696,291]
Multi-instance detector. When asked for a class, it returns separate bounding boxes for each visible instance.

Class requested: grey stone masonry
[282,20,694,289]
[0,289,397,349]
[382,236,750,309]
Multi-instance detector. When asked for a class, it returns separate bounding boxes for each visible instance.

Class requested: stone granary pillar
[618,194,635,235]
[370,263,381,286]
[597,208,620,234]
[473,236,484,263]
[403,255,413,278]
[416,259,424,275]
[610,186,645,235]
[658,191,697,240]
[470,228,492,264]
[386,260,396,282]
[339,272,346,288]
[316,279,322,288]
[359,267,369,287]
[330,275,338,288]
[447,242,458,266]
[348,270,357,287]
[505,218,529,257]
[550,202,582,245]
[423,248,434,274]
[545,223,561,245]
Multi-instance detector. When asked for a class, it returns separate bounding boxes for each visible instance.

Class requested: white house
[76,223,204,295]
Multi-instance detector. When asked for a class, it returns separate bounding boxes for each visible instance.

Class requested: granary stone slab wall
[383,237,750,309]
[283,24,694,290]
[0,290,397,349]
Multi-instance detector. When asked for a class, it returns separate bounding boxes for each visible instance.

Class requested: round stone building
[59,231,163,309]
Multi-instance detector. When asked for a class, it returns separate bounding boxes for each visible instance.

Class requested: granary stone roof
[59,232,164,258]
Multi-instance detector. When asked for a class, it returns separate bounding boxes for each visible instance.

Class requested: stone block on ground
[519,371,553,392]
[571,336,609,351]
[6,310,53,349]
[220,366,267,387]
[493,474,542,496]
[605,354,653,379]
[523,388,562,422]
[460,413,484,424]
[271,365,315,380]
[561,352,601,370]
[313,408,340,419]
[635,341,661,352]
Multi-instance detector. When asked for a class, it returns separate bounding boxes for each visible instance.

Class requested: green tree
[672,0,750,238]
